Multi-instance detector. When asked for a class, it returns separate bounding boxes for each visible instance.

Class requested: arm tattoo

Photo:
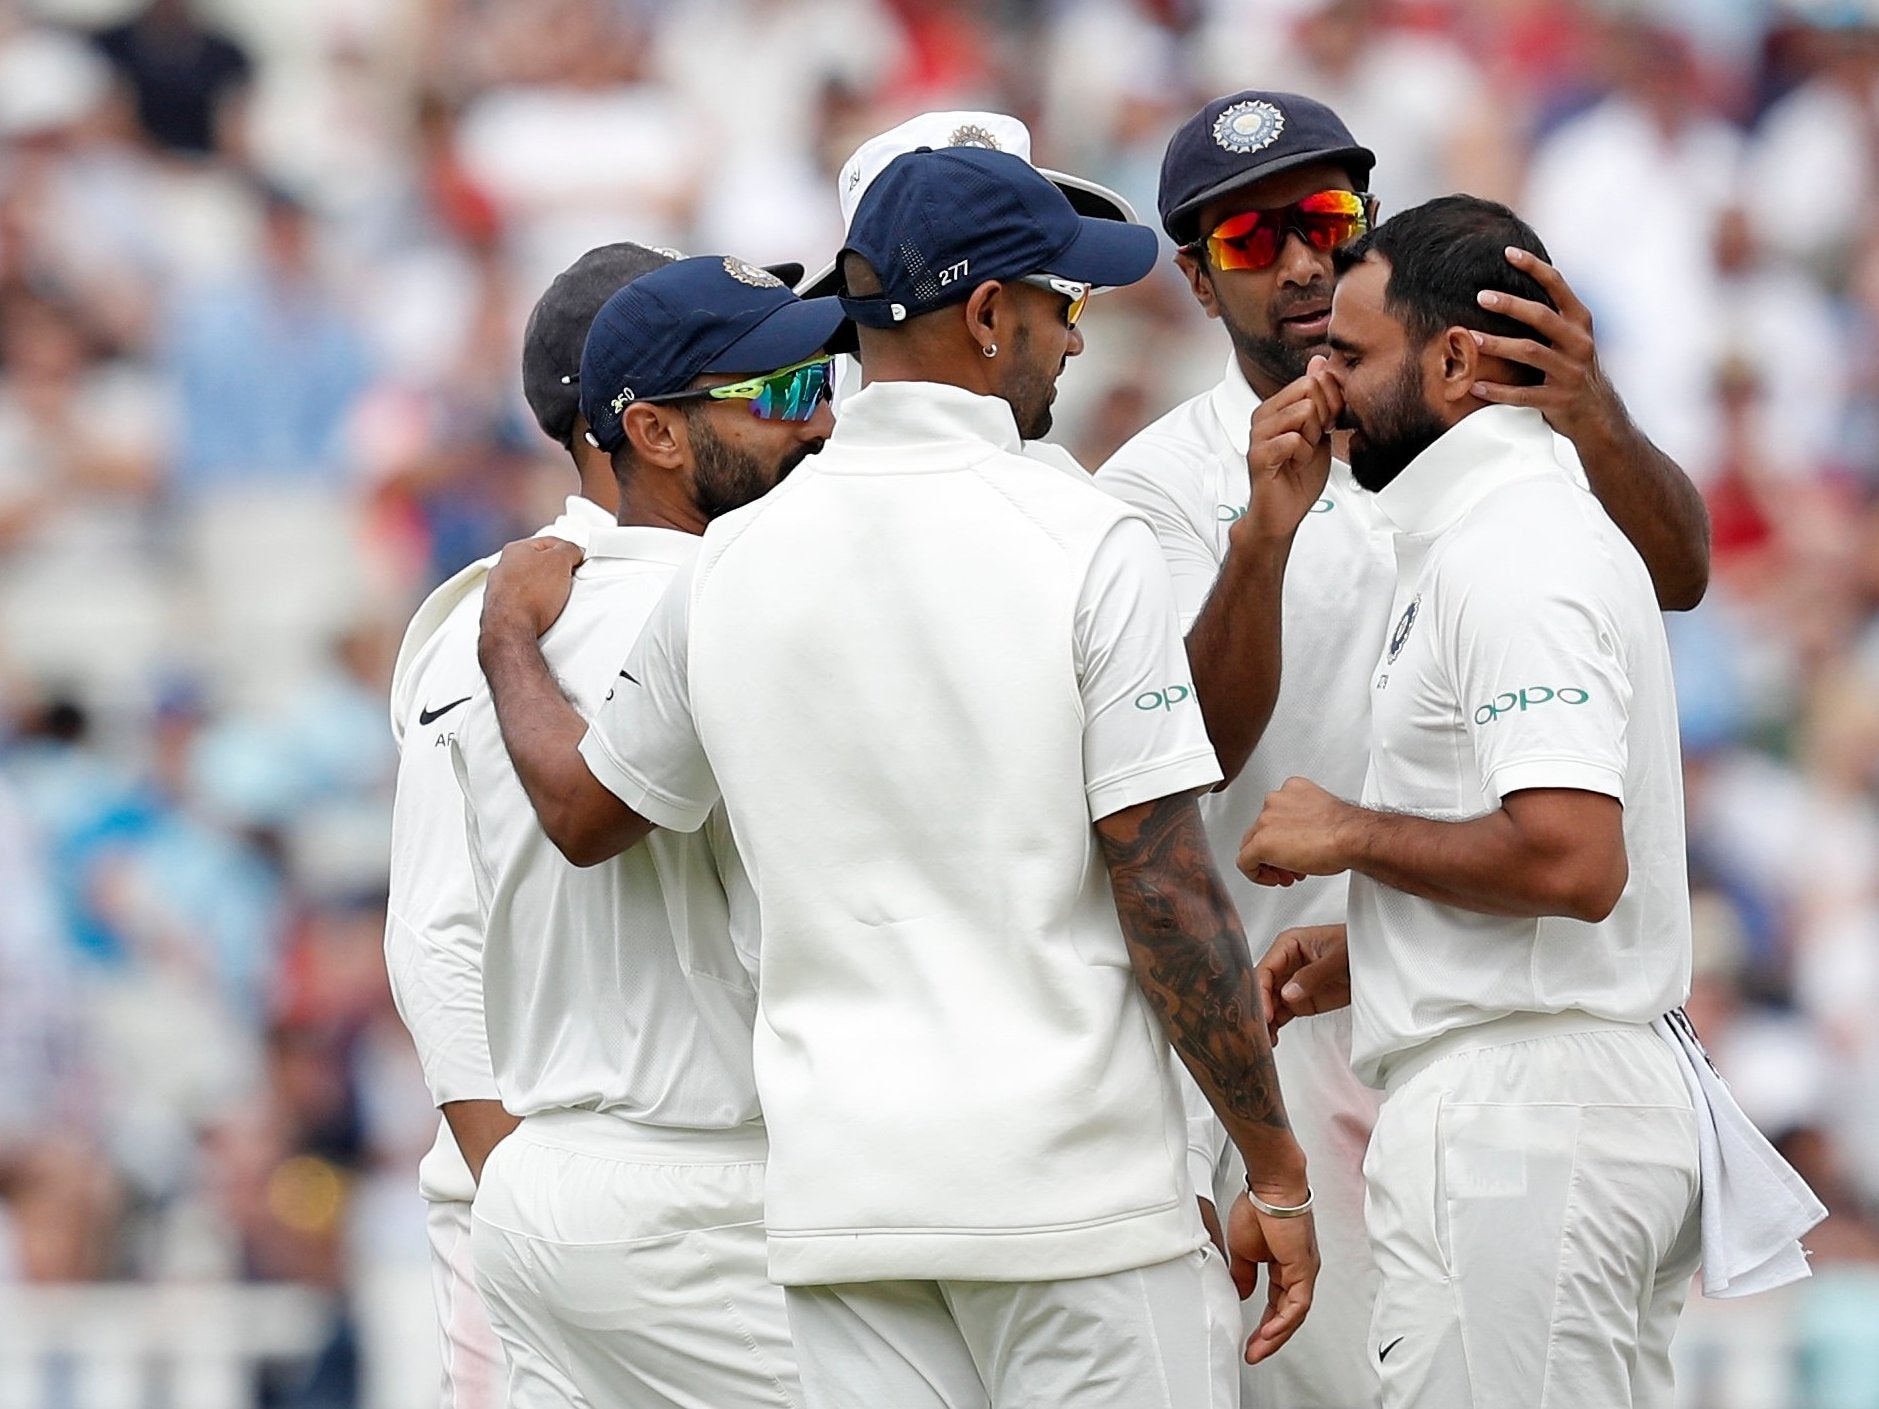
[1097,793,1292,1141]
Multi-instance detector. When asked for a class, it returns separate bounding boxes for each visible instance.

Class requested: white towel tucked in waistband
[1653,1008,1827,1299]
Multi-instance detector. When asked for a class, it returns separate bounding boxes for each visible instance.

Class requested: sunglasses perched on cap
[1185,191,1377,273]
[639,356,834,422]
[1017,274,1091,328]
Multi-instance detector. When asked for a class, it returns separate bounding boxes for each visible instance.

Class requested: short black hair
[1334,195,1554,383]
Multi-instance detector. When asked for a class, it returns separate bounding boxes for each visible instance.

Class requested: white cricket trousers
[783,1247,1240,1409]
[1363,1012,1702,1409]
[1218,1007,1383,1409]
[471,1111,801,1409]
[427,1197,508,1409]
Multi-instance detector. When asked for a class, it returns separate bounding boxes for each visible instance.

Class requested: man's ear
[1435,326,1479,407]
[1174,249,1220,321]
[963,280,1005,357]
[622,401,686,469]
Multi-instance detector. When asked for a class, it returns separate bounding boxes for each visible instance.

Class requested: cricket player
[458,256,839,1409]
[1094,91,1712,1409]
[1240,195,1701,1408]
[477,147,1319,1409]
[384,242,680,1409]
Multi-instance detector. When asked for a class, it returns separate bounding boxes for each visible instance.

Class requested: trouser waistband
[515,1109,770,1163]
[1381,1010,1647,1095]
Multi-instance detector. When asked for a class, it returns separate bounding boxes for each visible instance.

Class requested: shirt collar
[546,494,617,548]
[1207,353,1262,456]
[1371,406,1562,538]
[583,523,699,566]
[829,380,1024,457]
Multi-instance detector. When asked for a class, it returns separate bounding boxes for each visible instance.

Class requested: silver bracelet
[1245,1185,1314,1219]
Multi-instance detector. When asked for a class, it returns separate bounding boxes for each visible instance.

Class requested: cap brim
[702,295,848,375]
[1036,167,1138,225]
[1164,145,1376,244]
[1040,216,1159,290]
[762,261,805,288]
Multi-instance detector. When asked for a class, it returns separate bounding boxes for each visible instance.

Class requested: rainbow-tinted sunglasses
[1185,190,1377,273]
[641,356,834,422]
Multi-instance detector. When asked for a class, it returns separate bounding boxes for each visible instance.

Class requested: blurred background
[0,0,1875,1404]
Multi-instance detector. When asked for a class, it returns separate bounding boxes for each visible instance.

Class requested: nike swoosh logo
[418,696,472,726]
[618,670,638,685]
[1379,1336,1405,1362]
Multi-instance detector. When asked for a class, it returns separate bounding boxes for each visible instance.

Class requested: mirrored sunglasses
[648,356,834,422]
[1017,274,1092,328]
[1189,191,1374,273]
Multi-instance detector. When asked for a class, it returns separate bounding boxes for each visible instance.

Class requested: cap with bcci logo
[799,110,1138,300]
[579,255,844,453]
[838,147,1157,329]
[1158,91,1375,245]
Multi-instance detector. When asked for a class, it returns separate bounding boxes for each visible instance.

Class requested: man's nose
[1274,230,1331,288]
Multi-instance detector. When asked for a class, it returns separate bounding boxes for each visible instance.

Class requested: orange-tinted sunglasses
[1186,190,1376,272]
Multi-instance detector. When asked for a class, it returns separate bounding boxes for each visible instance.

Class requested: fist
[1238,776,1355,883]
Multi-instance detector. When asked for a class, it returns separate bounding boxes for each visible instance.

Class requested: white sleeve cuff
[1088,749,1224,823]
[1488,757,1625,803]
[578,727,711,834]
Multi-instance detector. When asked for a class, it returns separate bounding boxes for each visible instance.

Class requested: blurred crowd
[2,0,1878,1401]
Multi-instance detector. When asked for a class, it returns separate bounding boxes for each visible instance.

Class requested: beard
[1340,354,1447,494]
[1218,275,1334,390]
[1004,322,1058,440]
[686,413,814,521]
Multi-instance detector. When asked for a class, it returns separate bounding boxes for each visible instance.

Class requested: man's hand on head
[482,537,585,644]
[1243,356,1340,542]
[1465,248,1619,448]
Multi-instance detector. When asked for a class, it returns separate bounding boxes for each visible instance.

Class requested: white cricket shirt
[385,495,612,1203]
[1349,405,1691,1087]
[579,381,1223,1285]
[1096,358,1394,1193]
[452,525,762,1130]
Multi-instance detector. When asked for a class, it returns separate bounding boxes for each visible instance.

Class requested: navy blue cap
[1158,92,1375,246]
[580,255,845,453]
[839,147,1157,328]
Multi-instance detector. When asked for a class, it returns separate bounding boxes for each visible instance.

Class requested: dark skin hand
[441,1099,520,1185]
[1254,925,1352,1046]
[1094,791,1318,1364]
[1186,357,1340,785]
[1474,248,1710,612]
[477,537,652,867]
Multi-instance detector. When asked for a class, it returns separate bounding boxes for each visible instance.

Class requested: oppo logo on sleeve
[1135,682,1196,712]
[1473,686,1591,725]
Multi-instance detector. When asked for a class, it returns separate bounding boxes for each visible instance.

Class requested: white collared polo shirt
[385,494,614,1202]
[451,525,762,1130]
[578,380,1222,1286]
[1349,405,1691,1087]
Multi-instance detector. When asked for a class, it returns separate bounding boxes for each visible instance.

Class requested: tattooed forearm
[1095,792,1304,1186]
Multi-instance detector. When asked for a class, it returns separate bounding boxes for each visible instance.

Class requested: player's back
[679,380,1211,1284]
[455,528,761,1130]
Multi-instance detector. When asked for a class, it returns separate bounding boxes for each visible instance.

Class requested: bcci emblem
[1388,594,1420,664]
[1212,100,1286,155]
[723,257,783,289]
[948,124,1001,150]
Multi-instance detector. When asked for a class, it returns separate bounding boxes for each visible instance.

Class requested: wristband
[1246,1185,1314,1219]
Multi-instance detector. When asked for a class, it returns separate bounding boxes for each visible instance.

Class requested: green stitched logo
[1135,683,1195,712]
[1216,498,1333,522]
[1474,686,1591,725]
